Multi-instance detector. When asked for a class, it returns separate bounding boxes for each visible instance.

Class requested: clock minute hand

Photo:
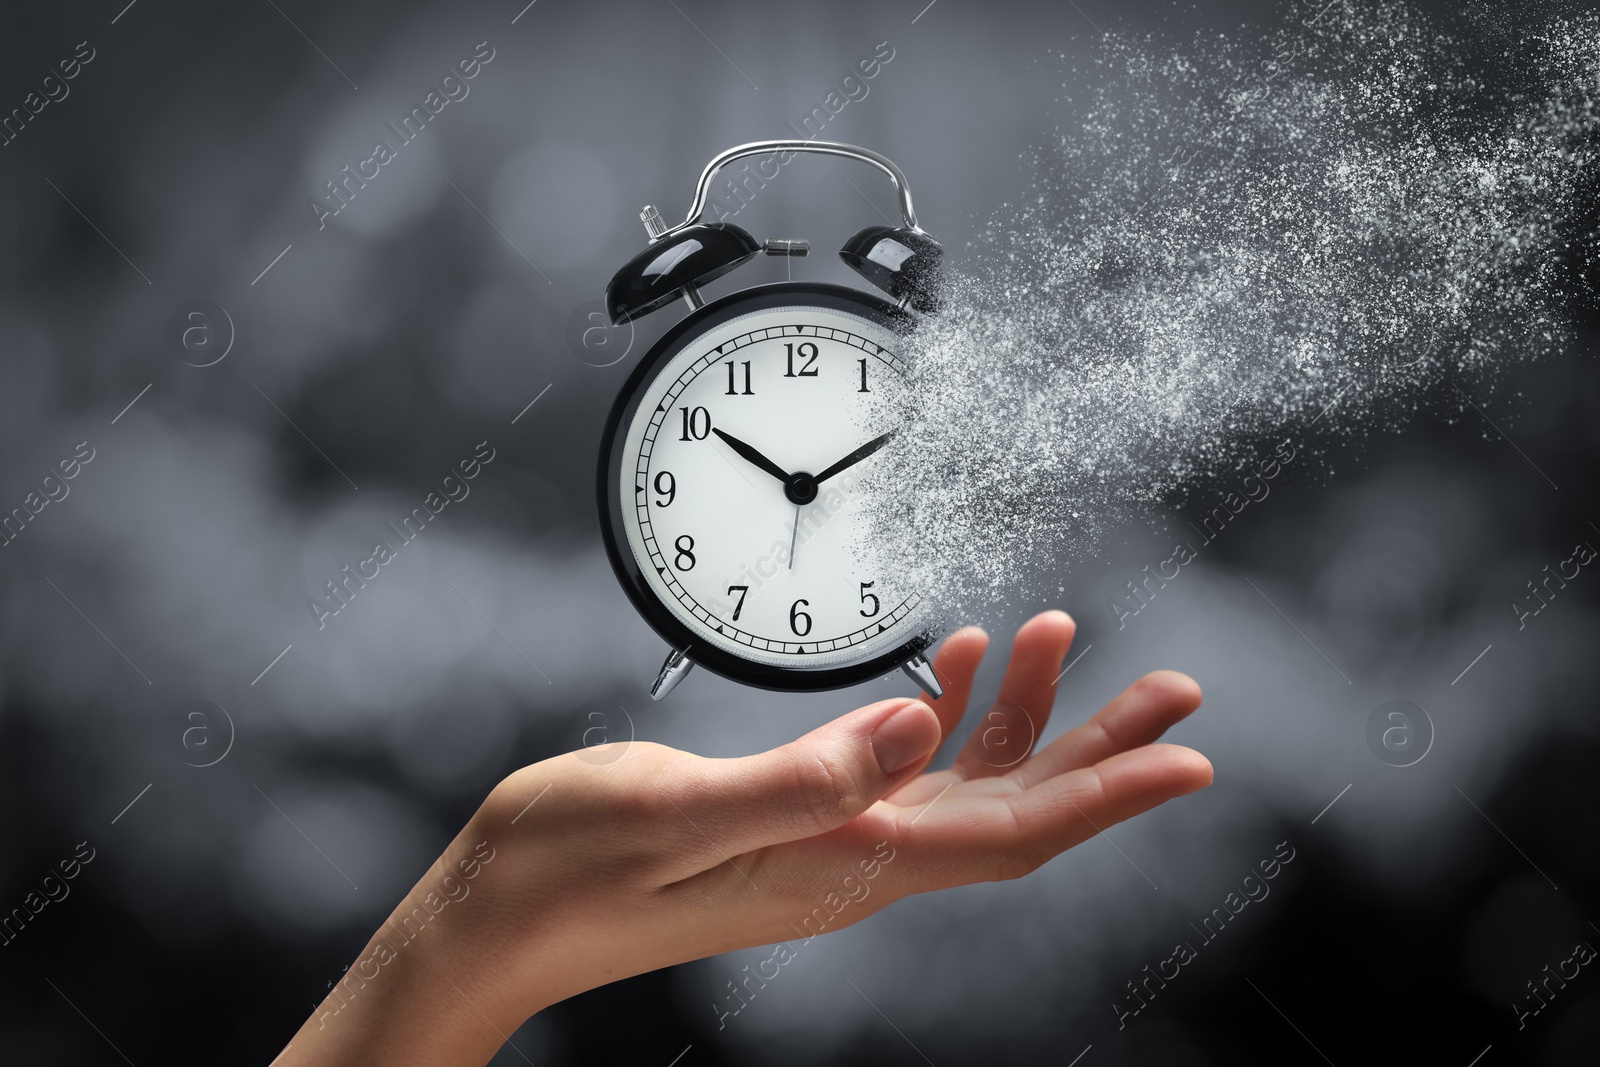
[711,428,792,483]
[814,429,899,484]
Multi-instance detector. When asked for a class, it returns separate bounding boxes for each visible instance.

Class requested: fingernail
[871,701,939,775]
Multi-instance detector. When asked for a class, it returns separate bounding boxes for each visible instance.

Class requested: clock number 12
[783,342,819,378]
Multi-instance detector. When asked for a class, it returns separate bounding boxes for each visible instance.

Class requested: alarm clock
[597,140,945,700]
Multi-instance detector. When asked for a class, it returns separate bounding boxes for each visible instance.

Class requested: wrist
[279,925,517,1067]
[278,825,543,1067]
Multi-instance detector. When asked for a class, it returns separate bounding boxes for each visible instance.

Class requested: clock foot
[900,653,944,700]
[650,648,695,701]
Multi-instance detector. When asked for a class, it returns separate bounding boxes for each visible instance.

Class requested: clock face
[612,292,927,674]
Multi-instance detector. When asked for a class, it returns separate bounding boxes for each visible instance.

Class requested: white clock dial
[620,304,924,670]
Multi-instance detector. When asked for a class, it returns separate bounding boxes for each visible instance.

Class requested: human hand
[277,610,1211,1067]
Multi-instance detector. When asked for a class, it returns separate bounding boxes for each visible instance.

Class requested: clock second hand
[717,427,895,571]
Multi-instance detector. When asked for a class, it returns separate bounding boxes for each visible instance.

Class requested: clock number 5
[789,599,812,637]
[783,342,819,378]
[678,406,711,441]
[858,580,881,618]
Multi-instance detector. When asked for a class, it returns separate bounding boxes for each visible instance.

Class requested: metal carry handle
[669,140,922,235]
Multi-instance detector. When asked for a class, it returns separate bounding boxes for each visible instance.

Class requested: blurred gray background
[2,0,1597,1064]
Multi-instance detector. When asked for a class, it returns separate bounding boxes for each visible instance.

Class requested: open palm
[653,610,1212,943]
[279,611,1213,1067]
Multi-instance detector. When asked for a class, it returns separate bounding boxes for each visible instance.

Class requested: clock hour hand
[814,429,898,484]
[712,428,792,483]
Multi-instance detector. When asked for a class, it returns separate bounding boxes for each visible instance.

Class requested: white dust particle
[860,0,1599,629]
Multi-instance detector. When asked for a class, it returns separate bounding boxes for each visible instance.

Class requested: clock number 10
[678,406,711,441]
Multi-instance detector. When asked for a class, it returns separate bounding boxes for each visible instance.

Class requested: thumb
[668,698,942,855]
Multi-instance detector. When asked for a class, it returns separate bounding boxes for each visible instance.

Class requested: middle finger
[952,610,1076,779]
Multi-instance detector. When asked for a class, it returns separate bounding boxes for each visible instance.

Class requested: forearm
[274,824,544,1067]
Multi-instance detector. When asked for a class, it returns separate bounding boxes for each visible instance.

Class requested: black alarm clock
[597,140,945,700]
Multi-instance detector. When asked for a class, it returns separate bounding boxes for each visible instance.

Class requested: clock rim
[596,281,935,693]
